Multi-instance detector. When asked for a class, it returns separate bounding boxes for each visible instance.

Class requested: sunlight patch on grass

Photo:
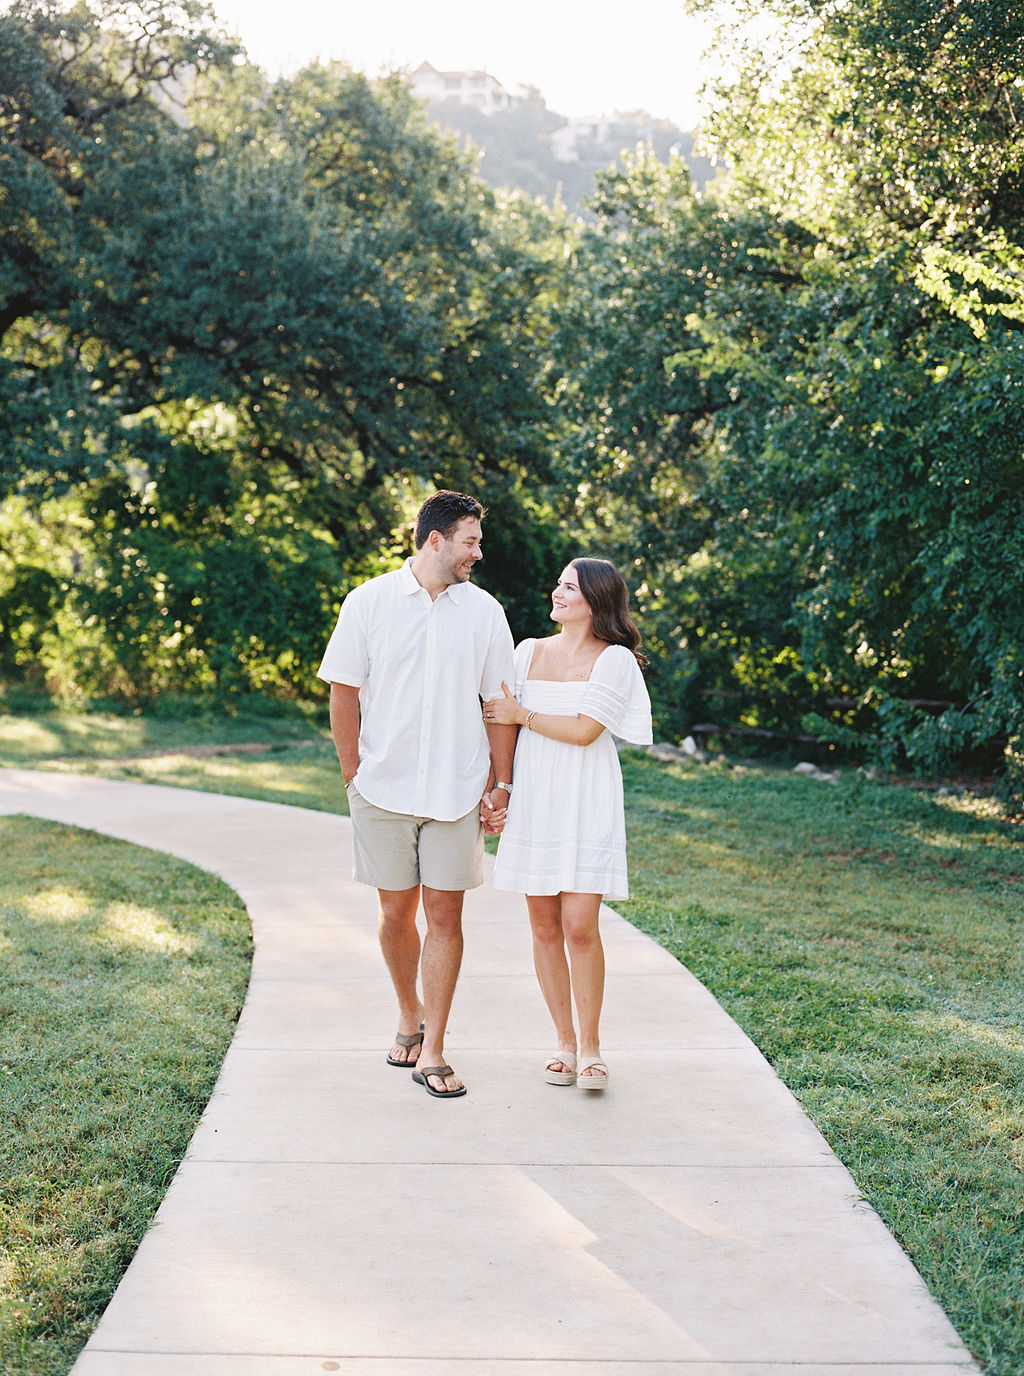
[104,902,196,954]
[0,702,328,767]
[910,827,1002,857]
[23,888,92,922]
[933,793,1013,824]
[0,717,67,757]
[909,1009,1024,1051]
[0,712,146,760]
[137,753,319,797]
[45,743,348,816]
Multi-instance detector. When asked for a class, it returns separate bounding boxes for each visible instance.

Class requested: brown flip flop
[411,1064,467,1098]
[386,1029,424,1067]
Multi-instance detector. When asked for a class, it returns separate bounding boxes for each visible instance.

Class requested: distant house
[409,60,520,114]
[551,113,658,163]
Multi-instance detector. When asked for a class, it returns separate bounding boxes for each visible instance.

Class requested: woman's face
[550,565,592,625]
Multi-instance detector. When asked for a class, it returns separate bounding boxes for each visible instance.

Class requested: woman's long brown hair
[570,558,649,669]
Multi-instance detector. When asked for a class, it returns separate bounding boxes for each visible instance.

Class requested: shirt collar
[400,558,467,603]
[398,560,421,595]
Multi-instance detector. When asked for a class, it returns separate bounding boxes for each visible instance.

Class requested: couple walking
[318,490,652,1098]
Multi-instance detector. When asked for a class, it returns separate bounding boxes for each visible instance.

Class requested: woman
[483,558,652,1089]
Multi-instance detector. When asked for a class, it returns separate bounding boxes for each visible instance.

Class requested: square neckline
[524,637,614,684]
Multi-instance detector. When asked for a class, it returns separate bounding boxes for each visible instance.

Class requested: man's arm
[329,682,361,784]
[481,720,517,830]
[485,720,516,789]
[479,609,518,827]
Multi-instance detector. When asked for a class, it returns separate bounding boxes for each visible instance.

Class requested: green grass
[0,699,346,814]
[1,706,1022,1373]
[44,741,349,814]
[0,698,324,764]
[0,817,251,1376]
[617,752,1023,1376]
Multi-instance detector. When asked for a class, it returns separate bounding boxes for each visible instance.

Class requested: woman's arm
[484,683,604,746]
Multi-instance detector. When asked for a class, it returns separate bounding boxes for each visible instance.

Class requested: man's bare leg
[378,886,424,1063]
[417,886,466,1093]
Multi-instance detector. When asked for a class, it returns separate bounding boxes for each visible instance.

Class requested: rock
[794,761,840,784]
[645,742,693,763]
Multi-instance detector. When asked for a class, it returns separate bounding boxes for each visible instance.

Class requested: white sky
[211,0,716,129]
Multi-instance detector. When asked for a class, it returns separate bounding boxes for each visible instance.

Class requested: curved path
[0,769,977,1376]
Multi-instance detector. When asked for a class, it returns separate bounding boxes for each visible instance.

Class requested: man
[318,491,516,1098]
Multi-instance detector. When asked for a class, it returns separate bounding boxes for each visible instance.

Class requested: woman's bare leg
[527,894,576,1070]
[561,892,606,1081]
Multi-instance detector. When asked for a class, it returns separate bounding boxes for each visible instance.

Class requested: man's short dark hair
[414,490,485,548]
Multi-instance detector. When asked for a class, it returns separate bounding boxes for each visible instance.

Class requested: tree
[679,0,1024,788]
[552,1,1024,798]
[0,0,237,493]
[0,2,572,700]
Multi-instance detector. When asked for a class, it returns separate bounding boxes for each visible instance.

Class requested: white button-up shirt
[317,560,515,820]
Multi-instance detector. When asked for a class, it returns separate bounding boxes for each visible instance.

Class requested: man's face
[435,517,483,585]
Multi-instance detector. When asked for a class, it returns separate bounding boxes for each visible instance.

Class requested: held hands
[479,788,507,835]
[482,682,522,726]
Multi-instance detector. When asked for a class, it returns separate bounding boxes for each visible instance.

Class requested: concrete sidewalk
[0,768,977,1376]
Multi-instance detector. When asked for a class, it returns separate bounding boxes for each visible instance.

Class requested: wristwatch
[493,781,513,795]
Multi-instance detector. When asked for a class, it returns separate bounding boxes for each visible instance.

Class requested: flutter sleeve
[579,644,653,745]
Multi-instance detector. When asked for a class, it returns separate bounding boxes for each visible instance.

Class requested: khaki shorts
[346,781,484,891]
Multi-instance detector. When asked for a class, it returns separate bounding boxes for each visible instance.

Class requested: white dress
[491,639,653,899]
